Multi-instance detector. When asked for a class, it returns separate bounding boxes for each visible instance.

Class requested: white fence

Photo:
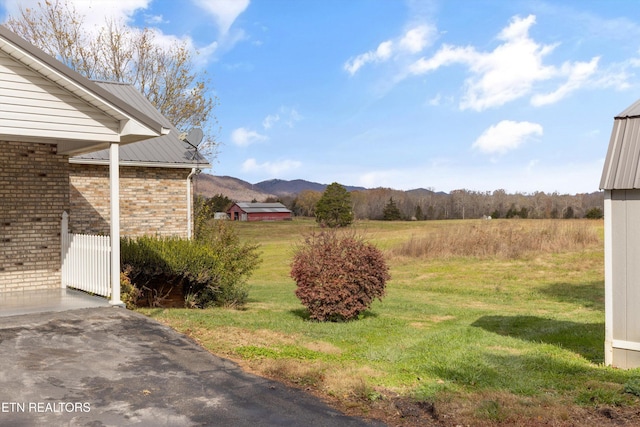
[61,212,111,297]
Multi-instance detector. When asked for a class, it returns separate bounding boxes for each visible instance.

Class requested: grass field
[141,218,640,426]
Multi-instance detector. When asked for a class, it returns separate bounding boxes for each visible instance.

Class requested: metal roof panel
[600,116,640,190]
[234,202,292,213]
[71,81,210,168]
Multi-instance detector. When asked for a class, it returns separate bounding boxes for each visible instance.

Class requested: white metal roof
[0,25,165,154]
[232,202,292,214]
[71,82,210,169]
[600,109,640,190]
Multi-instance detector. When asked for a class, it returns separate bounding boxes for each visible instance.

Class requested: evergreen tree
[315,183,354,227]
[584,207,604,219]
[414,205,424,221]
[383,197,402,220]
[563,206,575,219]
[201,194,233,213]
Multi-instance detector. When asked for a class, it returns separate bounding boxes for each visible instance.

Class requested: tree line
[297,187,605,220]
[199,185,605,222]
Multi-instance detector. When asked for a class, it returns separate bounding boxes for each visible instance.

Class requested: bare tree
[5,0,218,154]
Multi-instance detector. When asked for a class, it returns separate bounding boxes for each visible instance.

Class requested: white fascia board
[69,157,211,169]
[119,119,162,142]
[0,36,162,142]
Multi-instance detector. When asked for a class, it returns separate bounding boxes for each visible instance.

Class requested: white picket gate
[61,212,111,297]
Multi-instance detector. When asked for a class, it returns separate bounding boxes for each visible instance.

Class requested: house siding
[69,164,191,238]
[0,52,120,142]
[0,141,69,291]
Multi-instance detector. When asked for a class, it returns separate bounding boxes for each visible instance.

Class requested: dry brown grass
[391,219,600,259]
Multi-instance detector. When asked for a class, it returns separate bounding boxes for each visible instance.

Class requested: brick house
[0,26,207,303]
[69,81,209,239]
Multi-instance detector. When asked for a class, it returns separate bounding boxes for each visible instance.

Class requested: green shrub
[121,221,260,308]
[290,230,389,321]
[584,207,604,219]
[624,377,640,397]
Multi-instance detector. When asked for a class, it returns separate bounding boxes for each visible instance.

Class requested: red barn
[227,202,292,221]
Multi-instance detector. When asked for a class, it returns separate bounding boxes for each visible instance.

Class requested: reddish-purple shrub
[290,231,390,321]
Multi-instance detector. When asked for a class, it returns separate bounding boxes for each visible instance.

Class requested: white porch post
[187,168,197,239]
[109,142,123,306]
[604,190,613,366]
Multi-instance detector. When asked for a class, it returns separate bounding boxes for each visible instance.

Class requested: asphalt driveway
[0,307,384,426]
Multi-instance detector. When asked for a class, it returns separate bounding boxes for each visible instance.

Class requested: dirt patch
[225,368,640,427]
[133,278,185,308]
[195,326,297,349]
[303,341,343,355]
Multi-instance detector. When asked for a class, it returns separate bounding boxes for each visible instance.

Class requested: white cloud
[262,114,279,129]
[399,25,435,53]
[408,14,603,110]
[344,40,393,75]
[144,14,167,25]
[230,127,268,146]
[242,158,302,175]
[472,120,543,154]
[284,108,302,127]
[1,0,152,28]
[531,57,600,106]
[262,107,302,129]
[0,0,225,66]
[344,24,436,75]
[427,94,442,106]
[192,0,249,36]
[357,170,402,188]
[408,44,478,74]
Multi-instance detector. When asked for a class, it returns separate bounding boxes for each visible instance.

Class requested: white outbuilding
[600,99,640,368]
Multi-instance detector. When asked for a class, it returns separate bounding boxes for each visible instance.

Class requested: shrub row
[121,221,261,308]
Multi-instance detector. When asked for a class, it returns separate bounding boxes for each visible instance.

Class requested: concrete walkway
[0,288,111,317]
[0,307,385,426]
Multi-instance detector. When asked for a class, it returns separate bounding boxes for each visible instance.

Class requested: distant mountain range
[255,178,367,196]
[194,174,427,201]
[195,174,276,201]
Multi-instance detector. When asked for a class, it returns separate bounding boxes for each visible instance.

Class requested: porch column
[109,142,123,306]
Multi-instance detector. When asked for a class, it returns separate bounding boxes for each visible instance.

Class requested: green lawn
[141,218,640,425]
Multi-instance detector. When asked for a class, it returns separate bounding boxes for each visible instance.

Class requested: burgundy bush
[291,231,390,321]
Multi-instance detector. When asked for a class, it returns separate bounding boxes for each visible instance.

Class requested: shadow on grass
[471,315,604,364]
[537,281,604,311]
[420,349,629,399]
[289,308,379,322]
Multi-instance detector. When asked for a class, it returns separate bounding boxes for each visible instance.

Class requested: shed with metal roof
[600,100,640,368]
[228,202,292,222]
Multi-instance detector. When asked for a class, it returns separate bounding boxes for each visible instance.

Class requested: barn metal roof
[233,202,292,214]
[600,104,640,190]
[70,81,210,169]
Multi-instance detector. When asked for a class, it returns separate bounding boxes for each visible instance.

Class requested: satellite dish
[184,128,204,148]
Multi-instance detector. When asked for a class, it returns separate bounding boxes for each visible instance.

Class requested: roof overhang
[0,26,167,154]
[69,157,210,169]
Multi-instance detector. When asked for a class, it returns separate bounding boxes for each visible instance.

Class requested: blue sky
[2,0,640,194]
